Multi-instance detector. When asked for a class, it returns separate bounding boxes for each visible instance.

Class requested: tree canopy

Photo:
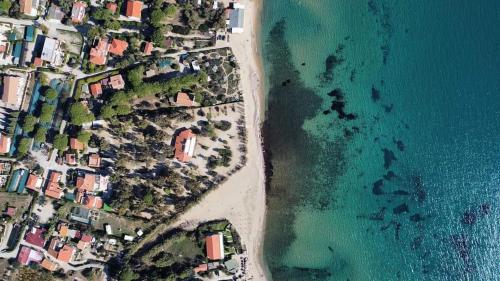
[127,65,144,89]
[34,127,48,143]
[53,134,68,152]
[22,115,37,133]
[17,138,31,157]
[44,88,58,100]
[70,102,95,126]
[39,103,56,123]
[0,0,11,14]
[77,130,92,146]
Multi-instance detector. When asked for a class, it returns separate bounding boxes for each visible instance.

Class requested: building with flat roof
[19,0,39,16]
[41,37,64,66]
[228,4,245,33]
[47,4,65,22]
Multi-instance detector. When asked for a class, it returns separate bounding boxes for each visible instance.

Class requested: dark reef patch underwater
[262,0,500,280]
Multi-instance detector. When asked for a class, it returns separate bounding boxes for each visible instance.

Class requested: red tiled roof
[70,138,84,150]
[108,39,128,56]
[84,195,103,209]
[66,153,77,165]
[126,1,143,19]
[0,134,10,154]
[194,264,208,273]
[47,238,60,258]
[89,39,109,65]
[49,171,61,183]
[57,244,75,263]
[41,259,57,271]
[3,76,21,106]
[45,184,63,199]
[33,57,43,67]
[174,129,196,162]
[89,83,102,98]
[143,41,153,55]
[76,174,96,192]
[205,233,224,260]
[26,174,41,190]
[17,246,43,265]
[175,92,194,107]
[88,153,101,168]
[25,227,46,248]
[71,1,87,23]
[19,0,32,15]
[106,2,118,13]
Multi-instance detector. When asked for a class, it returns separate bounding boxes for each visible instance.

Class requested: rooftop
[126,1,143,19]
[205,233,224,260]
[109,39,128,56]
[174,129,197,162]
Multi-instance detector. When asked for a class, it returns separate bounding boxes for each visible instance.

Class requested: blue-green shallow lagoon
[261,1,500,280]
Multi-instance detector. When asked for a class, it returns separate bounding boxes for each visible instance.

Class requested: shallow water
[261,1,500,280]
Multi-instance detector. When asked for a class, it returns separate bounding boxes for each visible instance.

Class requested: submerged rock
[382,148,397,169]
[410,213,425,222]
[371,85,381,102]
[393,203,409,214]
[372,179,385,195]
[462,211,477,225]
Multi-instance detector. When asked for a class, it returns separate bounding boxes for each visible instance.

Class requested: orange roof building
[88,153,101,168]
[49,171,61,183]
[76,174,96,192]
[70,138,84,150]
[175,92,195,107]
[41,259,57,271]
[58,224,69,237]
[65,153,77,165]
[194,264,208,273]
[71,1,87,23]
[84,195,103,209]
[89,83,102,98]
[106,2,118,13]
[174,129,197,162]
[19,0,33,15]
[33,57,43,67]
[205,233,224,260]
[108,39,128,56]
[57,244,75,263]
[143,41,153,55]
[126,1,143,20]
[2,76,22,107]
[0,134,11,154]
[26,174,43,191]
[89,38,109,65]
[45,171,63,199]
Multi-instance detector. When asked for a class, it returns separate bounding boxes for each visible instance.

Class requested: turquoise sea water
[261,1,500,280]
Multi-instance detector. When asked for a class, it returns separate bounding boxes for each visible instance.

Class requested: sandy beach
[170,0,269,280]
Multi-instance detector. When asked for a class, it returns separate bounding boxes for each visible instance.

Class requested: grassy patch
[95,211,144,236]
[0,192,32,219]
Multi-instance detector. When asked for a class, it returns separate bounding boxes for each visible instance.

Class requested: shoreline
[170,0,270,280]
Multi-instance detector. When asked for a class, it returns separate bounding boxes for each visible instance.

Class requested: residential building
[57,244,75,263]
[41,37,64,66]
[83,195,103,209]
[108,39,128,56]
[102,74,125,90]
[228,4,245,34]
[174,129,197,162]
[175,92,195,107]
[89,38,109,65]
[126,1,143,20]
[26,174,43,191]
[106,2,118,13]
[76,173,108,192]
[71,1,87,23]
[47,4,65,22]
[17,246,43,265]
[89,83,102,98]
[205,233,224,260]
[0,134,11,154]
[88,153,101,168]
[41,259,57,271]
[65,153,77,165]
[45,171,63,199]
[77,234,93,250]
[70,138,84,150]
[19,0,39,16]
[143,41,153,55]
[2,75,23,108]
[24,227,46,247]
